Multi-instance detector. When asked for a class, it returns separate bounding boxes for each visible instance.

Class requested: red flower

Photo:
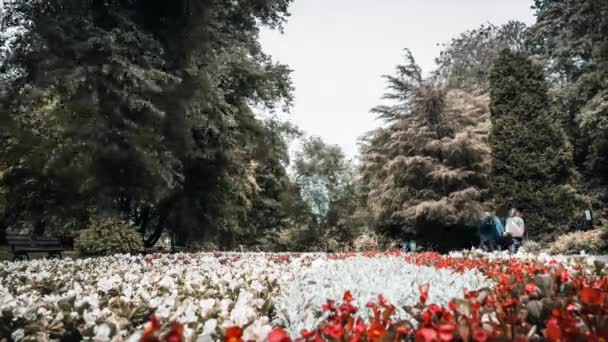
[421,311,432,326]
[300,329,317,340]
[428,304,441,315]
[419,283,430,305]
[449,301,459,313]
[560,271,570,283]
[165,322,184,342]
[145,256,153,264]
[141,315,160,341]
[525,283,538,295]
[322,299,336,312]
[268,328,291,342]
[437,324,455,342]
[323,322,344,340]
[366,322,387,341]
[339,303,357,315]
[225,327,243,342]
[396,326,410,336]
[472,329,488,342]
[545,317,562,342]
[415,328,438,342]
[343,290,353,302]
[353,318,367,335]
[579,287,602,305]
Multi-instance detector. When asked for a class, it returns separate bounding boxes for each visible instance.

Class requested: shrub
[75,217,144,256]
[522,240,543,254]
[354,232,378,251]
[549,227,608,255]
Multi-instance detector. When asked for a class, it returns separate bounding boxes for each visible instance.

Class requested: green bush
[75,218,144,256]
[522,240,544,254]
[549,228,608,255]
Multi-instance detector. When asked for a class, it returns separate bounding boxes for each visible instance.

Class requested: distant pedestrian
[505,208,525,253]
[479,212,503,252]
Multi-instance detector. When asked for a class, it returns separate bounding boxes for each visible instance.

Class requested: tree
[0,0,295,248]
[489,50,585,240]
[291,136,360,250]
[435,21,528,90]
[528,0,608,209]
[361,51,491,251]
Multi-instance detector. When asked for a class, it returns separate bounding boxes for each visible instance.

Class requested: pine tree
[489,50,585,240]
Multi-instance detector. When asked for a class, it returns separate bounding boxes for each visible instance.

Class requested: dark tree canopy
[489,49,585,240]
[529,0,608,208]
[0,0,296,248]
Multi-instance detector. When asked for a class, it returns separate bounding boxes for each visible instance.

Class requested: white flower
[98,275,119,293]
[243,317,272,342]
[156,305,171,319]
[199,298,216,317]
[180,303,197,324]
[158,276,174,290]
[196,334,214,342]
[126,332,143,342]
[202,318,218,335]
[93,323,112,341]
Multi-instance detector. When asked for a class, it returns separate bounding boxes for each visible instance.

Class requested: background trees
[435,21,528,90]
[1,0,607,252]
[528,0,608,212]
[0,0,297,248]
[489,50,585,240]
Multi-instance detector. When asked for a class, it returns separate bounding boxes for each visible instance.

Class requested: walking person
[479,212,503,252]
[505,208,525,253]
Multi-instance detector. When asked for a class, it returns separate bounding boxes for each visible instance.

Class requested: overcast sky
[259,0,536,158]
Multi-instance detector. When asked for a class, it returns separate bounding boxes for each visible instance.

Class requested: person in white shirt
[505,208,525,252]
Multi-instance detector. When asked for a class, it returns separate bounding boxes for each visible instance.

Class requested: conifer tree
[489,50,585,239]
[361,50,491,250]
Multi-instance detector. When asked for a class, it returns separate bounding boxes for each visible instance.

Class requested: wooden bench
[7,234,64,261]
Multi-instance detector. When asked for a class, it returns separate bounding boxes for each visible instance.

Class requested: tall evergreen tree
[489,49,585,240]
[361,51,491,251]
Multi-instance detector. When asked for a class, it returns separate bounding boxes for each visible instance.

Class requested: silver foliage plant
[273,256,491,335]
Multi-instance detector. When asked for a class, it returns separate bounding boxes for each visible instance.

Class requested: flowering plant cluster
[285,252,608,341]
[0,253,311,341]
[2,250,608,341]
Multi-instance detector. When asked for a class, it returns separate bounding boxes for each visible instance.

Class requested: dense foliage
[529,0,608,211]
[489,50,585,240]
[360,50,490,251]
[435,21,528,90]
[0,0,309,249]
[75,217,144,256]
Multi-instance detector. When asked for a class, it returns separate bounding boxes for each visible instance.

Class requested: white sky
[259,0,535,158]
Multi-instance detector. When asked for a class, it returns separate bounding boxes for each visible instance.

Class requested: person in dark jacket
[479,212,504,252]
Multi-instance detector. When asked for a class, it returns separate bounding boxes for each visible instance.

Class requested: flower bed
[1,251,607,341]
